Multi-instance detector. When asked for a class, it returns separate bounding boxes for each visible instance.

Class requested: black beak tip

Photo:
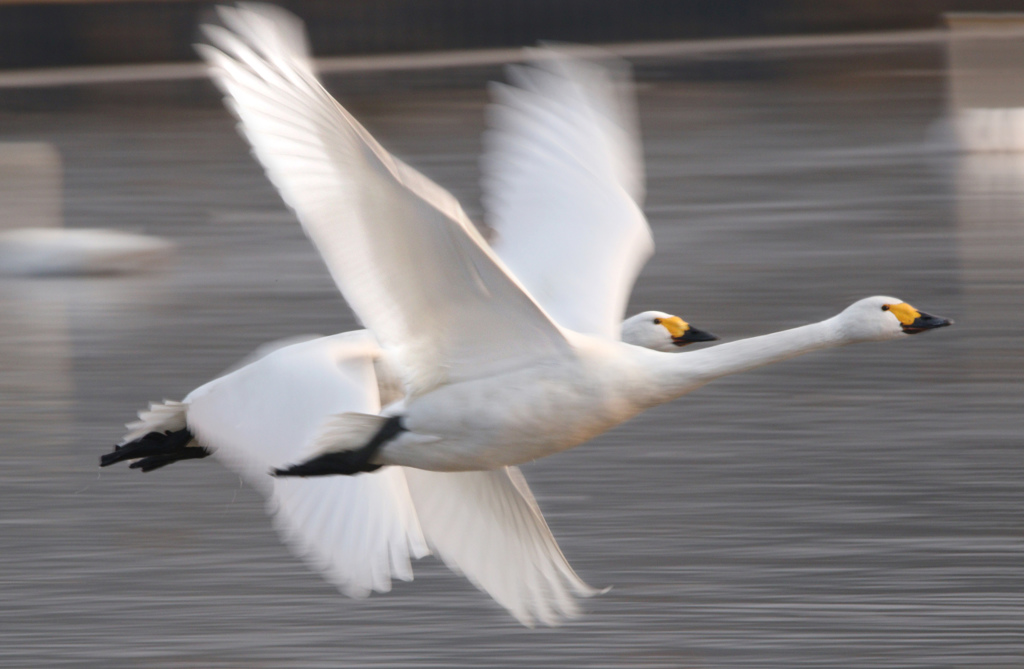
[673,328,720,346]
[902,312,953,334]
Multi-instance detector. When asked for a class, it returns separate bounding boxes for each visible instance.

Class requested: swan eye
[653,318,661,325]
[881,305,890,312]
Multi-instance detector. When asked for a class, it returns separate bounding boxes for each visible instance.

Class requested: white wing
[403,467,597,627]
[182,333,592,624]
[184,333,428,597]
[482,49,653,339]
[198,4,571,396]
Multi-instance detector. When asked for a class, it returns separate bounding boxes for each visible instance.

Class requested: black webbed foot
[129,445,212,472]
[272,416,403,478]
[272,450,383,477]
[100,428,209,471]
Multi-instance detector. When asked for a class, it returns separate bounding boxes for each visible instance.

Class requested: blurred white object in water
[0,141,175,276]
[0,227,175,276]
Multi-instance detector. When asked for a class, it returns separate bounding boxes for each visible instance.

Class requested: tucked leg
[272,416,405,477]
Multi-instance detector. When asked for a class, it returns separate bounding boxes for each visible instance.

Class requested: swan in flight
[102,4,950,625]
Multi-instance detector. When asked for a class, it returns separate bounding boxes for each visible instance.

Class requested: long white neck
[653,316,844,399]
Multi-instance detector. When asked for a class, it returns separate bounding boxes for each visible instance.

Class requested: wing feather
[182,333,595,623]
[482,48,653,339]
[403,467,597,627]
[199,5,570,396]
[183,334,428,598]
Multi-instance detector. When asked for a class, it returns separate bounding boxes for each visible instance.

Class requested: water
[1,42,1021,667]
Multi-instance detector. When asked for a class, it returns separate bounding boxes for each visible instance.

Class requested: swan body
[362,296,950,472]
[161,331,596,626]
[379,333,653,471]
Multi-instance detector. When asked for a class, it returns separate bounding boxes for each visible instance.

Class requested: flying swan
[101,3,951,626]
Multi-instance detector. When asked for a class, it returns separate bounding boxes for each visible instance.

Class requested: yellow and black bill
[673,326,719,346]
[883,303,953,335]
[657,316,719,347]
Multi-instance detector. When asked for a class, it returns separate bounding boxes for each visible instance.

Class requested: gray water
[1,42,1021,668]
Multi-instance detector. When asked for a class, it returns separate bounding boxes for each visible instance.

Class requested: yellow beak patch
[884,302,921,326]
[660,316,690,338]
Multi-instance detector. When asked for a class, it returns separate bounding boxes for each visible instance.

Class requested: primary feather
[199,5,570,396]
[483,49,653,339]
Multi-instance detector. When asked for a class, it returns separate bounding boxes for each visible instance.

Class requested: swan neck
[662,317,843,393]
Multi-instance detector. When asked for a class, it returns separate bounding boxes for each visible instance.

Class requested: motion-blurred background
[1,2,1022,668]
[0,0,1022,67]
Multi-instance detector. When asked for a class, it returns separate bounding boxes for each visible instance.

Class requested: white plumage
[199,9,570,398]
[106,3,951,628]
[141,332,595,626]
[114,5,694,626]
[482,50,652,339]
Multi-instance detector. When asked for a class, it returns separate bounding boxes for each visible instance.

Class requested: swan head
[837,296,952,342]
[621,311,719,351]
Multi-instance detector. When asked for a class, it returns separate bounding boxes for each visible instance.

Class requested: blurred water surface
[0,42,1021,668]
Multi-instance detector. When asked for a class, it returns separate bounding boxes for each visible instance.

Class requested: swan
[101,4,951,625]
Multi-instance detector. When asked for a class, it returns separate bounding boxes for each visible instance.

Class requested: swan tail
[121,399,189,444]
[101,400,210,471]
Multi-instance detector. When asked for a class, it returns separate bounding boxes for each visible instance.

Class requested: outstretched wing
[184,333,428,597]
[482,48,653,339]
[198,4,571,396]
[403,467,598,627]
[181,334,592,625]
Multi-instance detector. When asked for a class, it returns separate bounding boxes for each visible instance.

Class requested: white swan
[102,4,951,626]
